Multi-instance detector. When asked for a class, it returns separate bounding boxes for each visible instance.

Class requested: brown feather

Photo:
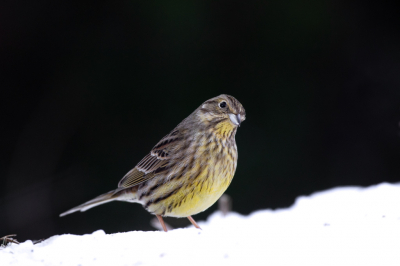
[117,129,181,188]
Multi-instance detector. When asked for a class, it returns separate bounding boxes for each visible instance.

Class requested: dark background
[1,1,400,241]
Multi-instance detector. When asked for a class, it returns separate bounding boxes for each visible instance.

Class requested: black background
[1,1,400,241]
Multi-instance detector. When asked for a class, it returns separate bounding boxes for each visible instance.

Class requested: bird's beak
[229,113,242,127]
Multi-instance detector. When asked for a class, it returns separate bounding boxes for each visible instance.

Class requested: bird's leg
[187,216,202,230]
[156,215,168,232]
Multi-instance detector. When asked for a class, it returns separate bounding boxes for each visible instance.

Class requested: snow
[1,183,400,266]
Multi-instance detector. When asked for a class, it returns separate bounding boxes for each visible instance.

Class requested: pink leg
[187,216,202,230]
[156,215,168,232]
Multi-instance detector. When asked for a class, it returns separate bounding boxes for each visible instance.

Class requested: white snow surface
[1,183,400,266]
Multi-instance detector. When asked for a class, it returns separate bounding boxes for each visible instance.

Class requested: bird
[60,94,246,232]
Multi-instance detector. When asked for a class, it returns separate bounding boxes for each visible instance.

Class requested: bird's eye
[219,101,227,108]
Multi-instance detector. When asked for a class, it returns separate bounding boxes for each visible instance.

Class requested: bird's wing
[117,129,182,188]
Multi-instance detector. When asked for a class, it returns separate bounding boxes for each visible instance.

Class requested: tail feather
[60,188,130,217]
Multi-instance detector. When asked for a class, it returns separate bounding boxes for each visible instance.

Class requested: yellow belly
[146,163,235,217]
[143,123,238,217]
[167,175,232,217]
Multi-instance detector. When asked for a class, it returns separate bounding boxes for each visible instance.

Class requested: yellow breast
[144,119,238,217]
[166,165,234,217]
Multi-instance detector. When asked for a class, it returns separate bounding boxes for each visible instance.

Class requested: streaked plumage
[60,94,246,231]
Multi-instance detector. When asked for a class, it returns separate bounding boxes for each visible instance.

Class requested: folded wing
[118,129,182,188]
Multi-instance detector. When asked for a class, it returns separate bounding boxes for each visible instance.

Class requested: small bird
[60,94,246,231]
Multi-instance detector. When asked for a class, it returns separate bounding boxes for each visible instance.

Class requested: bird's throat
[212,120,237,139]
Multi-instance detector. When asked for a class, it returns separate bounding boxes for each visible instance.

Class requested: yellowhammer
[60,94,246,231]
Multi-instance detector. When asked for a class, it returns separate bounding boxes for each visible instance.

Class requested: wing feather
[117,129,182,188]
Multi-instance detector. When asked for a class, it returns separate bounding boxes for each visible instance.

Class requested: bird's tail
[60,187,138,217]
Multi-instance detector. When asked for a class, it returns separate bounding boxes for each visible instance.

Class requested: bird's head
[196,94,246,134]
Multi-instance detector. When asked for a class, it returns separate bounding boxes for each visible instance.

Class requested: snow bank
[1,183,400,265]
